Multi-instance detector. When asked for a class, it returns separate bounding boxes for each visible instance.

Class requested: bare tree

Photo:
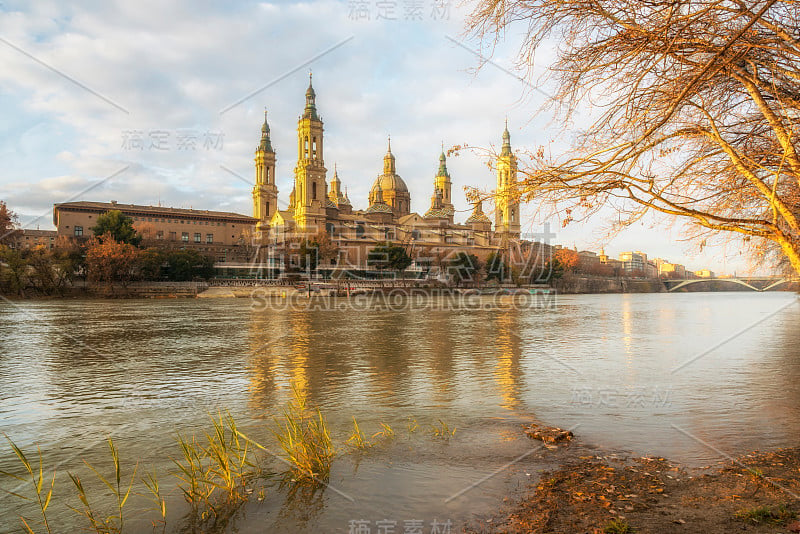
[467,0,800,274]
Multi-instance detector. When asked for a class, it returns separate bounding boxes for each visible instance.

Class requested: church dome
[371,137,409,194]
[371,173,409,195]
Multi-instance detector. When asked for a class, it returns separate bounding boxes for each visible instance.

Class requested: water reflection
[246,308,284,412]
[493,311,523,410]
[245,303,529,417]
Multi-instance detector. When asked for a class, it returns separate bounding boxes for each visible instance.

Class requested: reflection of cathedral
[252,75,521,264]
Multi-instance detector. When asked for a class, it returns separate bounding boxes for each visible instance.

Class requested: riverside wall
[554,275,666,294]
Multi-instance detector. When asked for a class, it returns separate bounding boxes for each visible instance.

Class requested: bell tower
[495,120,521,239]
[253,109,278,234]
[292,73,328,233]
[434,145,454,223]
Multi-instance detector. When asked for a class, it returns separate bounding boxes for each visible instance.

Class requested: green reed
[346,416,373,450]
[140,470,167,534]
[431,419,457,440]
[1,436,56,534]
[67,438,137,534]
[2,406,463,532]
[272,381,335,482]
[372,422,395,441]
[172,411,261,529]
[406,417,419,434]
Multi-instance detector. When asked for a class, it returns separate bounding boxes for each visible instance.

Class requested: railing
[208,278,439,288]
[208,279,283,287]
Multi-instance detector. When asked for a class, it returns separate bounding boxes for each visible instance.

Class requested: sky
[0,0,760,274]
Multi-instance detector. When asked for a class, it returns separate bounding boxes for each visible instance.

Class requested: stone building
[52,201,257,262]
[10,229,59,250]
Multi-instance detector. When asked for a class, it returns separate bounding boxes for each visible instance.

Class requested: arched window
[312,137,317,158]
[511,208,516,221]
[312,181,317,200]
[326,222,335,235]
[304,137,309,158]
[266,201,270,215]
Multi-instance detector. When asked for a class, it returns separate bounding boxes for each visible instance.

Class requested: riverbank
[3,278,795,299]
[554,274,665,294]
[468,440,800,533]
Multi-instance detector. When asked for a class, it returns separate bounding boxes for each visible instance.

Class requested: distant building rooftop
[21,229,58,237]
[53,201,256,225]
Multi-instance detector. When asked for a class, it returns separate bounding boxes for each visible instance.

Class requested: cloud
[0,0,744,272]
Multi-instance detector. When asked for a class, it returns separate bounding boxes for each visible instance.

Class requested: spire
[258,109,273,152]
[501,119,512,157]
[383,136,396,174]
[437,144,449,177]
[428,186,443,211]
[329,163,342,203]
[303,72,318,120]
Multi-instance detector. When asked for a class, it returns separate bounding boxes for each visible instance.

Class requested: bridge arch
[662,277,791,292]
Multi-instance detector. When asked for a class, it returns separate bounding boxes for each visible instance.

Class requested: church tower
[369,138,411,217]
[292,74,328,232]
[253,110,278,234]
[328,163,343,204]
[495,121,521,239]
[434,146,454,223]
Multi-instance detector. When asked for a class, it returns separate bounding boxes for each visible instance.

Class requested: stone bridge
[662,276,796,292]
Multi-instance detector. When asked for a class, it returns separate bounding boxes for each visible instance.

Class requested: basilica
[252,75,522,266]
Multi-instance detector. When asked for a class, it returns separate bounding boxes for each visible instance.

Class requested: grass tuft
[431,419,457,440]
[172,411,261,530]
[372,423,395,441]
[272,381,335,483]
[406,417,419,434]
[735,504,796,525]
[604,517,636,533]
[346,417,373,450]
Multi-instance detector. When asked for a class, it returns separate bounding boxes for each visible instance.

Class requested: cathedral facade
[252,75,521,268]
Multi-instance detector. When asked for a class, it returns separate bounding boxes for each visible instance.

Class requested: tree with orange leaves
[554,248,579,272]
[467,0,800,274]
[85,233,140,290]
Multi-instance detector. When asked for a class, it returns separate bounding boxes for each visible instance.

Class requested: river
[0,292,798,532]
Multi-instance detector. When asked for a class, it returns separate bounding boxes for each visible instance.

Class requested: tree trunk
[778,237,800,277]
